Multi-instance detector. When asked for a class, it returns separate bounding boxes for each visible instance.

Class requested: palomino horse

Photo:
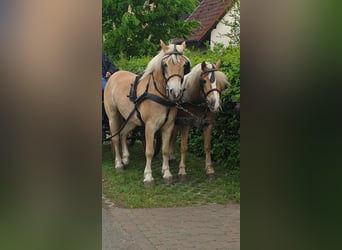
[104,40,189,185]
[170,61,229,179]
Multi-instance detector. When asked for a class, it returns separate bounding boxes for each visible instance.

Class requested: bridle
[103,45,189,142]
[156,44,190,99]
[174,64,225,128]
[199,65,222,99]
[161,53,185,84]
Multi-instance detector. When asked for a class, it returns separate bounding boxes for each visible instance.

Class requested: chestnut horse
[104,40,189,185]
[170,61,229,179]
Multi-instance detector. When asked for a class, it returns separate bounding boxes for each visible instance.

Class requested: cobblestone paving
[102,201,240,250]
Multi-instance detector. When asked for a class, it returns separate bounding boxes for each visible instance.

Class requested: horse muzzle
[208,98,221,112]
[168,88,183,101]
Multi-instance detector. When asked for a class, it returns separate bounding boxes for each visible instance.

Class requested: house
[186,0,236,50]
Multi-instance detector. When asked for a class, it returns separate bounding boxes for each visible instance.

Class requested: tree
[102,0,200,59]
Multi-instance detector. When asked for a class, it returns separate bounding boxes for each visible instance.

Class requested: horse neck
[150,71,167,96]
[183,74,205,103]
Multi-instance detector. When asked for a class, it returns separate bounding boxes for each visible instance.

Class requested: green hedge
[113,45,240,171]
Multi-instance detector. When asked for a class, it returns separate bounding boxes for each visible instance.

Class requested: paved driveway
[102,200,240,250]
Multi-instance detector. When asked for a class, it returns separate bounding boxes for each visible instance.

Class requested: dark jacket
[102,51,117,78]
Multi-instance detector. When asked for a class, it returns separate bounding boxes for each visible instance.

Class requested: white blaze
[209,72,220,111]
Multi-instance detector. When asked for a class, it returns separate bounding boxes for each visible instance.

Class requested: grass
[102,140,240,208]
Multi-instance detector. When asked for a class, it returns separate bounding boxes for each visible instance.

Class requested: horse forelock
[141,44,186,80]
[172,43,185,54]
[171,54,178,64]
[202,62,229,90]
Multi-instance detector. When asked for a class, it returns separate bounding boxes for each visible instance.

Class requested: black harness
[128,46,189,125]
[128,73,176,126]
[174,65,221,128]
[199,65,222,98]
[103,47,190,142]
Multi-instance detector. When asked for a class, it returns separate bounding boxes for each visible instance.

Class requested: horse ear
[215,60,221,69]
[181,41,186,50]
[201,61,207,71]
[160,40,168,52]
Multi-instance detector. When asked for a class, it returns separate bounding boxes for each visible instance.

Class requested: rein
[200,68,222,98]
[103,56,181,142]
[137,73,177,108]
[130,74,175,130]
[174,66,223,127]
[175,102,212,127]
[103,46,188,142]
[151,73,169,100]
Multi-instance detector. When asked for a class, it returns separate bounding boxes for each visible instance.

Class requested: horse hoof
[178,174,187,182]
[115,166,124,172]
[122,158,129,165]
[144,180,155,187]
[207,173,215,180]
[163,177,173,185]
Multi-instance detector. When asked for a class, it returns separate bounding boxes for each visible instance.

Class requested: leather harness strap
[104,49,184,141]
[129,73,176,127]
[200,68,222,98]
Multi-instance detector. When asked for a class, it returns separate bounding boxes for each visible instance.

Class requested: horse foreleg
[169,125,179,163]
[160,124,174,184]
[203,124,215,178]
[178,126,189,178]
[143,125,155,185]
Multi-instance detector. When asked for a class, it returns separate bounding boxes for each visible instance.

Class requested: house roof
[186,0,233,43]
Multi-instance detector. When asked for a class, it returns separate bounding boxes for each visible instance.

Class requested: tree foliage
[219,0,240,47]
[102,0,200,60]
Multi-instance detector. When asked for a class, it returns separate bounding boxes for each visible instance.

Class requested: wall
[210,1,239,50]
[210,12,231,50]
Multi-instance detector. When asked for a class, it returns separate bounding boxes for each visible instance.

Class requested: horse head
[160,40,190,102]
[200,61,228,112]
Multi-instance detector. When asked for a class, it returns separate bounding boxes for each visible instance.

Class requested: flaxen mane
[184,62,229,90]
[215,70,229,89]
[141,43,188,80]
[183,63,202,90]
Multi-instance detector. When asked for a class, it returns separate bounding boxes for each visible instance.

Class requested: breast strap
[127,74,176,126]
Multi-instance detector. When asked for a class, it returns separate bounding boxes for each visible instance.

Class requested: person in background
[102,51,118,90]
[102,51,118,140]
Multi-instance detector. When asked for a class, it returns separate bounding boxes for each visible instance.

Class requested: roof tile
[187,0,232,42]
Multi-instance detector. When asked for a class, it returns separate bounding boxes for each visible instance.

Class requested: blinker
[209,72,215,83]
